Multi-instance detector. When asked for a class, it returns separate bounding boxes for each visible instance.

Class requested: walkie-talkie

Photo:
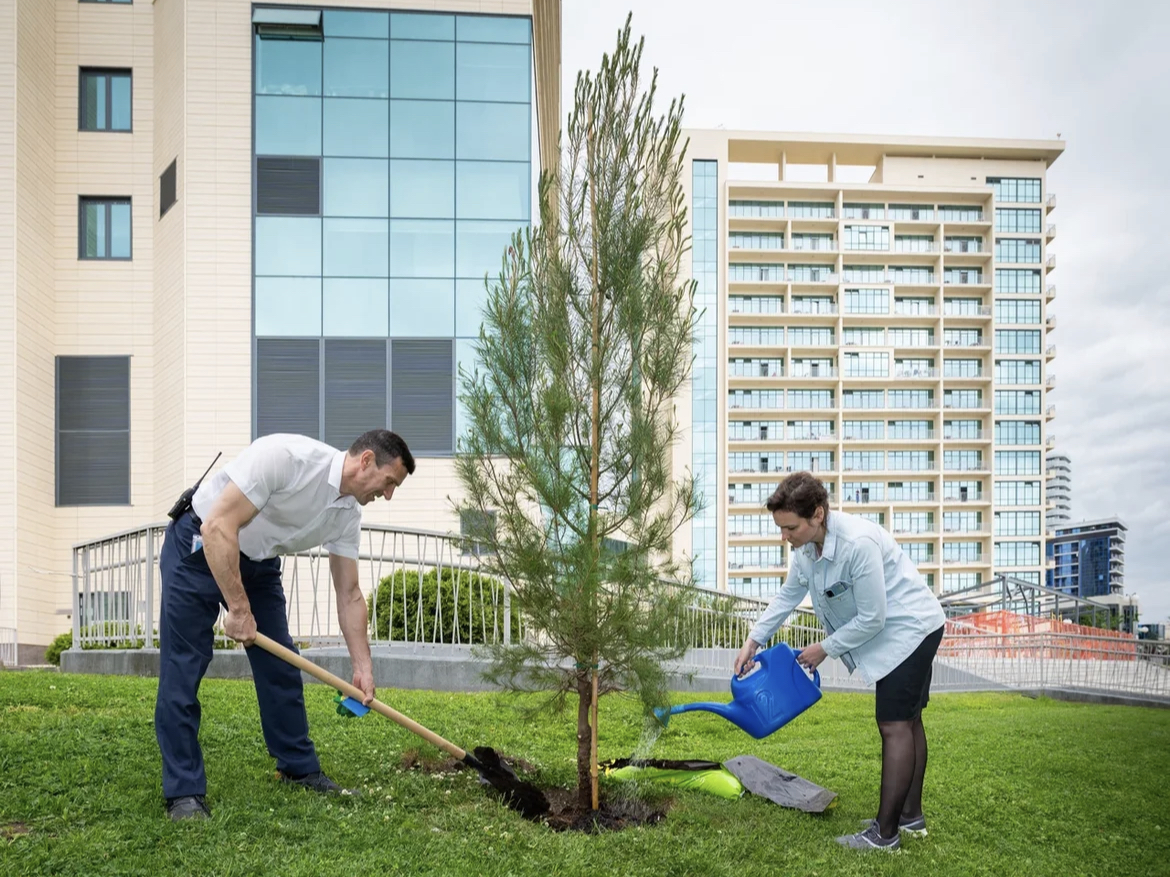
[167,452,223,521]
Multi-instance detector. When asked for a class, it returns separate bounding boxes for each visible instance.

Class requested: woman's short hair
[765,471,830,520]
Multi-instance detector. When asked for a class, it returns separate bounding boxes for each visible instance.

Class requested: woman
[733,471,947,852]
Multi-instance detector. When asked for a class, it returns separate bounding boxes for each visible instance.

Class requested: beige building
[0,0,561,663]
[676,131,1062,597]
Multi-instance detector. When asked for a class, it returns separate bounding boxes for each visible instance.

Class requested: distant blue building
[1046,518,1126,598]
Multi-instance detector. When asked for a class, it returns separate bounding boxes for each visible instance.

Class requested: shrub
[367,568,517,644]
[45,631,73,666]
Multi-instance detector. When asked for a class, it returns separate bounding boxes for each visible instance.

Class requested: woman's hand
[733,638,762,677]
[796,642,828,671]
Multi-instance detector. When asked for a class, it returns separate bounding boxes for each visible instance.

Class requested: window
[894,512,932,533]
[995,541,1041,567]
[944,450,983,471]
[843,265,887,283]
[889,204,934,221]
[729,452,783,474]
[944,389,982,410]
[995,420,1041,445]
[995,330,1042,354]
[844,288,889,314]
[787,201,834,218]
[843,327,886,346]
[729,200,784,218]
[79,197,131,259]
[995,390,1041,415]
[729,390,783,410]
[843,203,885,220]
[995,238,1042,263]
[729,358,783,378]
[461,510,497,556]
[902,543,934,564]
[944,358,981,378]
[788,327,834,346]
[889,389,932,409]
[995,300,1041,324]
[943,420,982,439]
[995,511,1041,536]
[729,232,783,250]
[843,224,889,250]
[844,389,884,409]
[844,420,884,440]
[788,420,834,440]
[787,389,834,409]
[845,482,885,502]
[790,234,835,251]
[729,296,783,315]
[729,263,784,282]
[257,157,321,215]
[944,572,980,592]
[987,177,1041,203]
[944,329,982,348]
[889,266,933,284]
[889,328,933,347]
[889,451,932,471]
[56,356,131,506]
[943,541,982,563]
[888,480,933,500]
[943,268,983,285]
[843,351,889,377]
[788,264,835,282]
[994,480,1041,506]
[729,420,784,441]
[945,511,981,533]
[895,297,935,315]
[944,298,984,316]
[791,296,835,315]
[995,269,1042,294]
[160,159,177,218]
[944,480,982,501]
[80,68,132,131]
[728,546,786,570]
[995,209,1042,233]
[888,420,931,439]
[729,327,784,346]
[896,358,934,378]
[995,450,1041,475]
[944,236,982,253]
[894,235,935,253]
[939,205,983,222]
[844,451,885,472]
[729,482,782,506]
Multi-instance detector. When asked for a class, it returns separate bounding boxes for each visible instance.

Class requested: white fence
[69,522,1170,703]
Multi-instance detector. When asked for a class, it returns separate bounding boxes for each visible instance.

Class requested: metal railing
[0,627,15,667]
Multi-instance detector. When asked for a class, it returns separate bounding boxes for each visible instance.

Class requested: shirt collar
[328,450,345,497]
[812,511,839,563]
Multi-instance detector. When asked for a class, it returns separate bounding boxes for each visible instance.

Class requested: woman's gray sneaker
[836,821,901,851]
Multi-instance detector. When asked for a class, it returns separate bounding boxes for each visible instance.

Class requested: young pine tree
[454,18,700,811]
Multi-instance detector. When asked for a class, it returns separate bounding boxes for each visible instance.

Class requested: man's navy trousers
[154,511,320,800]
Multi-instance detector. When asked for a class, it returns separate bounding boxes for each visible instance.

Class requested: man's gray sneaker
[859,814,928,837]
[279,770,358,796]
[837,820,901,852]
[166,795,210,821]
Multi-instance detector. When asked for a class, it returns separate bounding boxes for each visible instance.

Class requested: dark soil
[1,822,29,840]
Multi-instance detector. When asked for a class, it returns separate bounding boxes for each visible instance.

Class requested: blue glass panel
[455,102,528,161]
[324,10,389,38]
[255,96,322,155]
[389,160,454,218]
[456,220,522,279]
[83,202,105,257]
[323,158,389,217]
[323,218,388,277]
[110,202,131,258]
[111,75,131,130]
[390,41,454,99]
[455,277,490,337]
[85,75,106,128]
[255,217,322,276]
[389,279,454,336]
[456,15,531,44]
[323,278,389,336]
[456,161,529,220]
[389,100,454,158]
[455,43,529,102]
[389,220,454,277]
[323,38,389,98]
[323,98,388,157]
[256,37,322,96]
[391,12,454,40]
[255,277,322,335]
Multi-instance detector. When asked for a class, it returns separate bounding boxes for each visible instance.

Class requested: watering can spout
[653,700,744,730]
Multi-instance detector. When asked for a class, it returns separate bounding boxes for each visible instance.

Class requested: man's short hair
[348,430,416,475]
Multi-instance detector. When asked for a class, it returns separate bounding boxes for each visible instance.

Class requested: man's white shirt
[192,434,361,561]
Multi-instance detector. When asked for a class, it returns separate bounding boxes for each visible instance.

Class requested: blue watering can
[654,643,822,739]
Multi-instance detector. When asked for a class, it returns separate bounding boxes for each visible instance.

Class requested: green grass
[1,671,1168,876]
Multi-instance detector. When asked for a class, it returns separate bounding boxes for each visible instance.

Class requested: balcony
[894,527,939,537]
[944,305,993,318]
[943,556,985,566]
[1046,284,1056,302]
[943,241,983,254]
[790,366,838,378]
[1046,435,1056,449]
[894,367,939,379]
[888,273,938,286]
[943,491,985,502]
[1046,344,1056,361]
[939,211,986,223]
[1046,314,1056,331]
[893,241,941,254]
[1046,193,1056,213]
[1046,223,1056,241]
[1046,375,1056,389]
[790,303,839,316]
[943,462,989,472]
[788,238,838,253]
[943,273,986,286]
[889,492,937,502]
[944,337,986,348]
[893,304,940,316]
[1046,254,1056,271]
[943,430,985,440]
[888,430,936,441]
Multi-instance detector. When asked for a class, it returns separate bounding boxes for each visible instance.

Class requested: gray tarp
[723,755,838,813]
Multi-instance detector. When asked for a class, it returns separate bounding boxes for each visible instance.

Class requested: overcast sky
[561,0,1170,623]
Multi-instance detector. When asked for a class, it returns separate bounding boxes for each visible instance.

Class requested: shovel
[252,633,549,819]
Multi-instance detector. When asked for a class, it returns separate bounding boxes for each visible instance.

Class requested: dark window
[256,157,321,215]
[391,339,453,454]
[256,339,320,439]
[460,510,497,556]
[56,356,130,506]
[80,68,131,131]
[79,197,131,259]
[323,340,386,451]
[160,159,177,218]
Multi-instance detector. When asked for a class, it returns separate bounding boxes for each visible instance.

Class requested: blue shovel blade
[340,696,370,717]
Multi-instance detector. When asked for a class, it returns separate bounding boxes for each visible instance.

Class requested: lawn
[1,671,1167,877]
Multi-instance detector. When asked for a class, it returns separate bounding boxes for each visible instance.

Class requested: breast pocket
[823,580,858,622]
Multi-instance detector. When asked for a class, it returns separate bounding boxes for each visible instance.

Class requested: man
[155,429,415,821]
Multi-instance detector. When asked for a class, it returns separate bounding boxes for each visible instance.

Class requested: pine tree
[454,16,699,811]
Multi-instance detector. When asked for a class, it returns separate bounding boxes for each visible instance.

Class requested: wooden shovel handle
[252,632,467,761]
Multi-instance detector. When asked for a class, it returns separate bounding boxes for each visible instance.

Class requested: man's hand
[352,665,375,706]
[733,637,762,677]
[224,607,257,646]
[796,641,828,671]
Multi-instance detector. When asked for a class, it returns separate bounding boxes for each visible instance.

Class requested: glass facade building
[691,160,720,588]
[252,9,533,454]
[1046,519,1126,598]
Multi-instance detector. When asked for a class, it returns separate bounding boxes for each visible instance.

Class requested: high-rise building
[678,131,1062,598]
[1047,518,1127,598]
[0,0,562,662]
[1046,452,1071,527]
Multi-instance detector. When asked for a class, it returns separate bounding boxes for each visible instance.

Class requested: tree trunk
[576,670,593,811]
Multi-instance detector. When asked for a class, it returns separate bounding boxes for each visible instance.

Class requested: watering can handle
[794,649,822,689]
